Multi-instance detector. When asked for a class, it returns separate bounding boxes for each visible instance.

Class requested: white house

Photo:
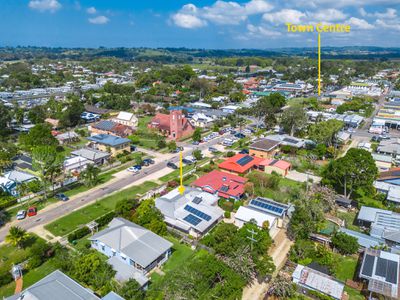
[113,111,138,128]
[190,113,214,128]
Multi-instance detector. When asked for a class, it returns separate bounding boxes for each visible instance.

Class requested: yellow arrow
[318,32,321,96]
[178,151,185,195]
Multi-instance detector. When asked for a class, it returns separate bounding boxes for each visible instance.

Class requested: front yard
[45,181,158,236]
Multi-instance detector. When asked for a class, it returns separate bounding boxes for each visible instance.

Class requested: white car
[127,167,140,173]
[16,210,26,220]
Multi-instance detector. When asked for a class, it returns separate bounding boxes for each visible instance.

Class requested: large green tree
[252,93,286,129]
[19,123,58,151]
[80,164,100,187]
[0,143,18,172]
[308,119,344,146]
[280,104,308,136]
[322,148,378,198]
[331,232,359,255]
[132,199,167,236]
[0,103,11,137]
[32,145,65,199]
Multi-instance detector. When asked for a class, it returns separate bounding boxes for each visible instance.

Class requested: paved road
[0,134,231,242]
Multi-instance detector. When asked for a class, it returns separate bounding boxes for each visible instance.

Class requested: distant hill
[1,46,400,62]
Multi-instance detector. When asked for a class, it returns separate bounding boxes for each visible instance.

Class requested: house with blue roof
[87,134,131,156]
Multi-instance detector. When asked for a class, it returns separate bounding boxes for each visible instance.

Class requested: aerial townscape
[2,1,400,300]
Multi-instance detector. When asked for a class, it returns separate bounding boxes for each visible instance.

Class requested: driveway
[286,170,321,184]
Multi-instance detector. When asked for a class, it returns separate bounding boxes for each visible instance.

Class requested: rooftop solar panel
[184,205,211,221]
[376,257,389,278]
[236,155,254,166]
[220,185,229,192]
[362,254,375,277]
[386,260,398,284]
[283,138,299,144]
[249,198,286,216]
[183,214,202,226]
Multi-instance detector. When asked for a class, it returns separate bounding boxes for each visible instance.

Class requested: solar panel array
[237,155,254,166]
[283,137,299,144]
[183,214,202,226]
[249,198,287,216]
[184,205,211,221]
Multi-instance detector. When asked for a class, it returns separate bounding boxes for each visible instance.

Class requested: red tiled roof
[379,167,400,180]
[192,170,248,199]
[259,159,291,170]
[218,154,264,174]
[150,113,170,131]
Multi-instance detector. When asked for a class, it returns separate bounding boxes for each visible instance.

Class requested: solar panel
[270,159,279,166]
[184,205,211,221]
[183,214,202,226]
[193,197,202,204]
[236,155,254,166]
[362,254,375,277]
[376,257,388,278]
[250,199,284,215]
[387,260,398,284]
[283,138,299,144]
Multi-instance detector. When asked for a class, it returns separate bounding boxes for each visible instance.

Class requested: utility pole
[247,228,258,251]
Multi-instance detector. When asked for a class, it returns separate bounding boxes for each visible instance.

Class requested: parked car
[55,193,69,201]
[127,166,140,173]
[27,206,37,217]
[143,158,155,165]
[16,210,26,220]
[133,164,142,170]
[239,148,249,154]
[234,133,246,139]
[209,147,219,153]
[167,162,178,169]
[192,141,200,145]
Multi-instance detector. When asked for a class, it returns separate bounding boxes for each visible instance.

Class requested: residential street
[0,135,230,243]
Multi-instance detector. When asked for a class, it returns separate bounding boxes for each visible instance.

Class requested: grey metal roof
[339,227,385,248]
[5,270,99,300]
[93,120,117,131]
[71,148,110,161]
[87,134,130,147]
[102,292,125,300]
[107,256,149,287]
[90,218,172,268]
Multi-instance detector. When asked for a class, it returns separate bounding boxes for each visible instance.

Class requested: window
[101,245,105,251]
[112,251,116,257]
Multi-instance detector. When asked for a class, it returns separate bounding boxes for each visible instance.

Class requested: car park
[16,210,26,220]
[27,206,37,217]
[55,193,69,201]
[167,162,178,169]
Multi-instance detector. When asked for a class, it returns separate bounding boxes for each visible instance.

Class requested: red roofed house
[192,170,248,200]
[258,159,291,176]
[218,154,265,175]
[218,154,292,177]
[148,110,195,141]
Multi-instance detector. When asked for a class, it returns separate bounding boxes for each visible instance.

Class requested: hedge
[95,211,115,227]
[0,198,18,210]
[67,226,91,243]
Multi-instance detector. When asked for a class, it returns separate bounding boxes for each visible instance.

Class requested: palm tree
[5,226,29,249]
[81,164,100,187]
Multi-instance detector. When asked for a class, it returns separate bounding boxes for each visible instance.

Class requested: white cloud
[28,0,61,12]
[88,15,110,25]
[374,8,397,19]
[359,8,368,17]
[262,9,305,24]
[87,7,97,14]
[246,24,281,37]
[171,0,273,28]
[171,13,207,29]
[375,18,400,31]
[310,8,347,21]
[290,0,400,8]
[347,17,374,29]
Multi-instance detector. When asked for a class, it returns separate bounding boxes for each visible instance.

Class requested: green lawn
[337,211,361,232]
[333,255,358,282]
[344,286,364,300]
[0,259,58,298]
[45,181,158,236]
[150,236,194,286]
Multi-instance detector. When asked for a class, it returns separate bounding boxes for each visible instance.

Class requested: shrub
[0,268,13,285]
[68,226,91,243]
[226,151,235,157]
[27,255,43,270]
[96,211,115,227]
[221,201,234,212]
[167,180,179,188]
[224,211,231,218]
[0,197,17,210]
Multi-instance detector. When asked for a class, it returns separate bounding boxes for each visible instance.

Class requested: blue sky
[1,0,400,48]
